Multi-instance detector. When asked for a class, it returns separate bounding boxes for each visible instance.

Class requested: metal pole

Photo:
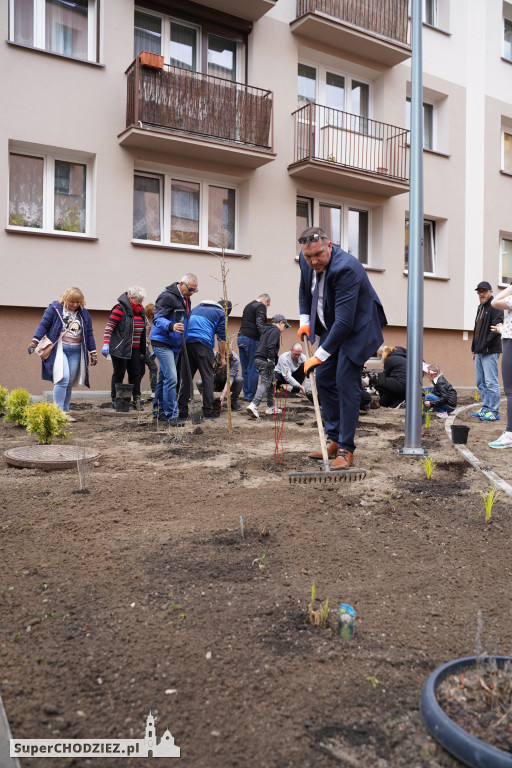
[400,0,427,456]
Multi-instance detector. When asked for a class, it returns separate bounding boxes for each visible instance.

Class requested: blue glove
[102,344,110,358]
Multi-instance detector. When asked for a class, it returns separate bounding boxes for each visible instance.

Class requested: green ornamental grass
[4,388,32,426]
[25,402,68,445]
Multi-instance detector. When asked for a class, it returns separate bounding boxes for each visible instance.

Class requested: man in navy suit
[298,227,386,469]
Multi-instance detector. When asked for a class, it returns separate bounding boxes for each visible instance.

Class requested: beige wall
[1,1,512,389]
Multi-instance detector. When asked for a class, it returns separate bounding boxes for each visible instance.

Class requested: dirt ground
[1,390,511,768]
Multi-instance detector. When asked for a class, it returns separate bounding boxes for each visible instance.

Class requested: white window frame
[133,168,238,252]
[504,10,512,61]
[424,0,438,26]
[406,97,435,150]
[405,217,437,275]
[133,171,164,242]
[134,6,245,81]
[296,196,371,265]
[502,130,512,173]
[8,145,93,236]
[9,0,98,62]
[298,60,372,118]
[500,234,512,285]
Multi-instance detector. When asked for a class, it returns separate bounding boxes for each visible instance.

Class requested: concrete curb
[0,693,20,768]
[445,405,512,498]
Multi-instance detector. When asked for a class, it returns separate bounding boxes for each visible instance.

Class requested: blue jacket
[151,283,191,354]
[299,244,386,366]
[185,301,226,350]
[32,301,96,386]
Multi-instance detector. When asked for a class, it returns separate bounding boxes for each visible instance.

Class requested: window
[405,218,436,273]
[503,131,512,173]
[505,17,512,61]
[348,209,369,265]
[319,204,341,246]
[133,171,237,251]
[298,63,370,118]
[134,8,246,81]
[406,98,434,150]
[424,0,437,26]
[9,149,90,234]
[9,0,98,62]
[296,197,370,264]
[501,237,512,284]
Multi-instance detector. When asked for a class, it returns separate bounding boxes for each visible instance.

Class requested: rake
[289,336,366,484]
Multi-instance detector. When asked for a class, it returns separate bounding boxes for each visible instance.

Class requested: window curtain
[134,11,161,58]
[45,0,89,59]
[208,186,235,249]
[133,175,161,241]
[9,154,44,228]
[170,23,196,70]
[54,161,86,233]
[13,0,34,45]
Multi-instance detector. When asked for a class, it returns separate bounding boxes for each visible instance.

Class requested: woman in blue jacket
[28,287,97,421]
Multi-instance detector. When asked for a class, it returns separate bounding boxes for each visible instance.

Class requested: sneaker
[489,432,512,448]
[265,406,282,415]
[436,411,449,419]
[246,403,259,419]
[470,409,484,418]
[391,400,406,409]
[480,411,500,421]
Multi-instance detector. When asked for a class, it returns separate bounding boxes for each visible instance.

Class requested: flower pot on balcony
[138,52,164,70]
[377,166,388,174]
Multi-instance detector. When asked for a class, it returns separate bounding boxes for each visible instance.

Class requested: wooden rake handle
[302,334,331,473]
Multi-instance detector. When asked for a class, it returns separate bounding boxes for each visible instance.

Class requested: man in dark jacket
[471,281,503,421]
[298,227,386,469]
[246,314,289,418]
[150,273,198,425]
[237,293,271,402]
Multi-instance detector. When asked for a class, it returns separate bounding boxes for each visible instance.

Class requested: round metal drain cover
[4,445,100,470]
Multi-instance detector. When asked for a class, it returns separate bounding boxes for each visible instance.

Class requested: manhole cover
[4,445,100,470]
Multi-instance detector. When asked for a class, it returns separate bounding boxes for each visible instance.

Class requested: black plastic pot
[420,655,512,768]
[115,383,133,401]
[451,425,470,444]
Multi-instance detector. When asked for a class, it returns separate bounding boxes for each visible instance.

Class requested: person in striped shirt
[102,286,146,409]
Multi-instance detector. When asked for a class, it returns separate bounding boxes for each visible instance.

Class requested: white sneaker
[246,403,259,419]
[488,432,512,449]
[265,406,282,415]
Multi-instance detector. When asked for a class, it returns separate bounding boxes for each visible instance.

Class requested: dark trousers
[275,362,306,390]
[316,346,362,454]
[376,377,406,408]
[111,349,142,400]
[140,351,158,393]
[178,342,215,416]
[503,338,512,432]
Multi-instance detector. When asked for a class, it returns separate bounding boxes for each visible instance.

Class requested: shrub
[24,402,68,445]
[4,388,31,426]
[0,386,8,416]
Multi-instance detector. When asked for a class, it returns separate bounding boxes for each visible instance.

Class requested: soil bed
[1,392,511,767]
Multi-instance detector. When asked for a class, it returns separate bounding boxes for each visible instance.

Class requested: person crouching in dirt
[246,315,290,419]
[197,349,244,411]
[274,343,312,402]
[364,345,407,408]
[423,364,457,418]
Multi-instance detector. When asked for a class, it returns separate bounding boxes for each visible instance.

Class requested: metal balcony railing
[296,0,409,44]
[291,102,410,182]
[125,59,273,150]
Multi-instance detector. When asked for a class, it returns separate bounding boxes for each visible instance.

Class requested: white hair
[180,273,198,285]
[127,286,146,302]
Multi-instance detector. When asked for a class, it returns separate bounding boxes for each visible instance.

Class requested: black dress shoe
[231,402,241,411]
[203,412,220,420]
[168,417,186,427]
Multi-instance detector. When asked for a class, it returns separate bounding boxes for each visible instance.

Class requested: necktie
[309,276,319,345]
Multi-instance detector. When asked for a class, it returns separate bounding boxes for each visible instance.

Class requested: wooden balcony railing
[296,0,409,44]
[126,59,273,151]
[292,102,409,182]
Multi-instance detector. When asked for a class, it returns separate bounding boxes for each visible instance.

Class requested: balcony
[118,59,275,169]
[288,103,409,197]
[191,0,277,21]
[291,0,411,67]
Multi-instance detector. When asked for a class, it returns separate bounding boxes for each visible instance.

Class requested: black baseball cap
[272,314,290,328]
[475,281,492,291]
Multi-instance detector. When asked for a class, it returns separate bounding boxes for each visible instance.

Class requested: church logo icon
[142,712,180,758]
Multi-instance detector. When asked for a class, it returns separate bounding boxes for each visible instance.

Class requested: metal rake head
[289,468,366,484]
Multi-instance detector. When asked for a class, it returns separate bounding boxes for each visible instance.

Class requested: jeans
[237,335,259,401]
[153,344,179,419]
[502,339,512,431]
[252,359,276,408]
[53,344,81,413]
[425,393,454,413]
[475,352,501,416]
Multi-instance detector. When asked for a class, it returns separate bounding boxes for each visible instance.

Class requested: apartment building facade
[2,0,512,394]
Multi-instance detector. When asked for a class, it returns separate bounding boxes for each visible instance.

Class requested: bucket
[115,383,133,401]
[451,425,469,444]
[115,399,130,412]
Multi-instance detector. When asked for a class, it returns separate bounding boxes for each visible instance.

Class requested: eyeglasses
[298,233,324,245]
[184,285,198,294]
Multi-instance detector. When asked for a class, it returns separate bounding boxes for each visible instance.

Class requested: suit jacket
[299,244,386,366]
